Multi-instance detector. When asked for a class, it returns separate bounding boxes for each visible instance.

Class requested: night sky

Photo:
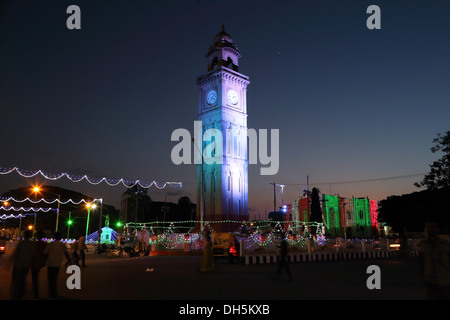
[1,0,449,219]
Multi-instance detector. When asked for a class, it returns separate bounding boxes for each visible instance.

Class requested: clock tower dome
[196,26,250,232]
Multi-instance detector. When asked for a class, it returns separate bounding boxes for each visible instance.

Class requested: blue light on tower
[196,25,250,231]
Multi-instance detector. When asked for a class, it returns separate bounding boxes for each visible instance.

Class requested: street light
[192,137,204,233]
[85,201,98,238]
[32,185,61,232]
[67,211,73,239]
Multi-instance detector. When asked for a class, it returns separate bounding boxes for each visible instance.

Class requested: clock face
[227,90,239,105]
[206,90,217,105]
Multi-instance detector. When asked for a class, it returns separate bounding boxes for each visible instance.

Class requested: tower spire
[206,25,241,72]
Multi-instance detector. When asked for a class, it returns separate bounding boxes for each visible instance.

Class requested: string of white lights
[1,196,102,205]
[0,166,182,189]
[0,206,57,212]
[0,214,28,219]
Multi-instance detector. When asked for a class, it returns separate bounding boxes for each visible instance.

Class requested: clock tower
[196,25,250,231]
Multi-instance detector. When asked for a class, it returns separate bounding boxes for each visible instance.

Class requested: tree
[122,185,152,224]
[309,187,323,235]
[378,188,450,233]
[177,196,195,221]
[415,131,450,189]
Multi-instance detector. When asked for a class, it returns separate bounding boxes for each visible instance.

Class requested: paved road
[0,251,425,301]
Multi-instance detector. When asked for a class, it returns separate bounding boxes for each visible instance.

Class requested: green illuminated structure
[353,197,371,237]
[322,195,341,237]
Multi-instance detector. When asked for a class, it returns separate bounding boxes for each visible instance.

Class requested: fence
[241,237,417,264]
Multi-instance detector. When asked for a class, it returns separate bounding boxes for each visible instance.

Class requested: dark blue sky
[1,0,449,218]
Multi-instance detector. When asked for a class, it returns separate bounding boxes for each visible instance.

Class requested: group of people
[199,230,292,280]
[69,236,88,268]
[200,222,450,299]
[9,230,88,299]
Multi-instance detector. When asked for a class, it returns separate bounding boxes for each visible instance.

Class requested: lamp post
[85,202,97,238]
[32,186,61,232]
[85,203,91,238]
[98,198,103,231]
[67,211,72,239]
[32,213,37,237]
[55,194,61,232]
[192,138,204,233]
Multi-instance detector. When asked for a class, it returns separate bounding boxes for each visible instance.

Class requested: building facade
[292,194,380,238]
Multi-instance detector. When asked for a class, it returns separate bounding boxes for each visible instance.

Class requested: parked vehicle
[212,232,240,262]
[0,236,8,256]
[95,243,108,255]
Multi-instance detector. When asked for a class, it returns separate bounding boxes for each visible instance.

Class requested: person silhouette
[419,220,450,299]
[31,231,47,299]
[43,232,71,299]
[200,231,214,272]
[276,234,292,280]
[10,230,36,299]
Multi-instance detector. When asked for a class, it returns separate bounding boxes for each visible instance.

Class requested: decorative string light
[125,219,323,228]
[0,166,182,189]
[0,206,57,212]
[123,220,326,250]
[0,214,28,219]
[1,196,102,205]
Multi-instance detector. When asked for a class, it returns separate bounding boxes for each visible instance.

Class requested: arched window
[225,57,234,69]
[211,57,219,70]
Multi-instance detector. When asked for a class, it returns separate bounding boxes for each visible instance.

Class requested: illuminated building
[292,193,380,238]
[196,26,250,231]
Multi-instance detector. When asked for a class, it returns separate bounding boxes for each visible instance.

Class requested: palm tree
[122,185,152,226]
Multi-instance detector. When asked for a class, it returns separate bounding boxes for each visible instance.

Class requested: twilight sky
[1,0,449,219]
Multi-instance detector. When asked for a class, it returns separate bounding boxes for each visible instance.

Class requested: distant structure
[86,227,118,244]
[196,26,250,231]
[291,194,380,238]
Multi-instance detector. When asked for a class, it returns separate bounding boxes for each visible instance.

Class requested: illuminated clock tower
[196,25,250,231]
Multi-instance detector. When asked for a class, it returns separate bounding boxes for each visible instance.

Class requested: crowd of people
[7,230,88,300]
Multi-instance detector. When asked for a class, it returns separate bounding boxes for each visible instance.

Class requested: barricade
[243,250,397,265]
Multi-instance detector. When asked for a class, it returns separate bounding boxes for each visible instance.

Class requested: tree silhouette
[309,187,323,236]
[122,185,152,224]
[415,130,450,189]
[177,196,195,221]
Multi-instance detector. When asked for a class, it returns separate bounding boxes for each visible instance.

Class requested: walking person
[200,231,214,272]
[276,234,292,280]
[31,231,47,299]
[70,239,79,266]
[78,236,87,267]
[43,232,71,299]
[9,230,36,299]
[419,220,450,299]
